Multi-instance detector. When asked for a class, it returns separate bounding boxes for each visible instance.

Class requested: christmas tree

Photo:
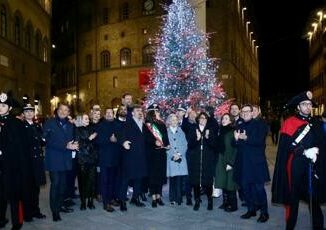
[144,0,230,117]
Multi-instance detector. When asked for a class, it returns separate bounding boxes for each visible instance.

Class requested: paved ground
[4,136,326,229]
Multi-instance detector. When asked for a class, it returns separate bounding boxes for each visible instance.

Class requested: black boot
[0,219,8,228]
[87,198,95,209]
[152,199,157,208]
[120,201,127,211]
[140,193,147,202]
[207,197,213,210]
[186,197,193,206]
[52,213,61,222]
[157,198,165,206]
[130,197,145,207]
[240,211,256,219]
[193,199,200,211]
[225,191,238,212]
[80,199,86,210]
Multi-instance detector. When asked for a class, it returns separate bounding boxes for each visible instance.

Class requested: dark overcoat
[144,121,169,186]
[233,119,270,186]
[120,118,147,179]
[0,115,33,200]
[24,120,46,186]
[75,125,97,166]
[187,124,217,186]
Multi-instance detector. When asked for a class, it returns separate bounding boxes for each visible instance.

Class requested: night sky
[250,0,325,105]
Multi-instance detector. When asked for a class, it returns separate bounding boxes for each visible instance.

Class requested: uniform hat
[23,103,35,111]
[284,91,317,109]
[177,105,187,112]
[0,92,13,106]
[147,103,159,111]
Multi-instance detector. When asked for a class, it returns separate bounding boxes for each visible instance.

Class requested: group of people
[0,91,326,230]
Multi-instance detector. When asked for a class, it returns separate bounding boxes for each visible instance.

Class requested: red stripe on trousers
[285,153,294,221]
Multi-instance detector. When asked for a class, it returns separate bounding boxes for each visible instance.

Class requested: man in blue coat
[234,104,270,223]
[43,103,79,221]
[119,105,148,211]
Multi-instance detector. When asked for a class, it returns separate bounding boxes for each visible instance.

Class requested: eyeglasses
[241,110,252,113]
[299,102,313,107]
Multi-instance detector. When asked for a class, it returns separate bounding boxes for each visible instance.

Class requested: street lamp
[312,22,318,32]
[249,31,253,41]
[255,45,259,56]
[317,11,323,21]
[246,21,251,37]
[242,7,247,23]
[252,39,256,51]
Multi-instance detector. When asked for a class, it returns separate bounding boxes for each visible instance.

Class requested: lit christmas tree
[144,0,231,117]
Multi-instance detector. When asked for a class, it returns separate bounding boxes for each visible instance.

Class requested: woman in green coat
[215,113,238,212]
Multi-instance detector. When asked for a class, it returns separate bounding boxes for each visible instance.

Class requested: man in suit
[43,103,78,221]
[119,105,148,211]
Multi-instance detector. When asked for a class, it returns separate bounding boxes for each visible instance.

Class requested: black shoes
[152,200,157,208]
[224,205,238,212]
[11,224,22,230]
[80,203,86,210]
[87,200,95,209]
[157,198,165,206]
[257,213,269,223]
[186,198,193,206]
[63,199,75,207]
[105,204,115,212]
[110,199,120,207]
[193,200,200,211]
[33,213,46,219]
[130,197,145,207]
[52,213,62,222]
[240,211,257,219]
[120,201,127,211]
[0,219,8,228]
[60,206,74,213]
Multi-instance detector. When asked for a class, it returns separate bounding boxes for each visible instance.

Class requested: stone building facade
[52,0,259,113]
[0,0,51,115]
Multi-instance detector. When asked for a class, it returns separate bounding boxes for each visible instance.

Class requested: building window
[14,16,21,45]
[120,2,129,21]
[113,76,118,88]
[100,50,110,69]
[86,54,92,72]
[102,7,109,24]
[120,48,131,67]
[0,5,7,37]
[35,32,42,58]
[25,24,33,52]
[142,45,155,65]
[43,38,48,62]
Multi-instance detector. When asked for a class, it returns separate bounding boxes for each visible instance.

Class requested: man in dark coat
[233,104,270,223]
[43,103,78,221]
[272,91,326,230]
[95,116,120,212]
[119,105,148,211]
[23,103,46,220]
[0,92,33,230]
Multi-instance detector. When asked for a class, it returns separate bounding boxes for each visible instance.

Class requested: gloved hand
[226,164,233,171]
[303,147,319,163]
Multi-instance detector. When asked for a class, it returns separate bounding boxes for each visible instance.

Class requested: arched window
[120,2,129,21]
[0,5,7,37]
[120,48,131,67]
[14,16,21,45]
[142,45,155,65]
[100,50,110,69]
[25,23,33,52]
[35,31,42,58]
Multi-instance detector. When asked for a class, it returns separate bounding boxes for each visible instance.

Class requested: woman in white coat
[166,114,188,205]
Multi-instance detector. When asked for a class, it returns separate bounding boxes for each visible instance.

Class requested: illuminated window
[120,48,131,67]
[142,45,155,65]
[0,5,7,37]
